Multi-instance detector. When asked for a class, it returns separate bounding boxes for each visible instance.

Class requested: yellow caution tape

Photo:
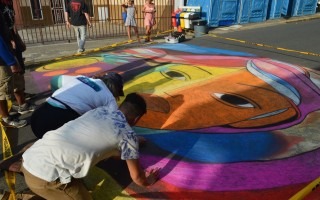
[1,100,16,200]
[289,177,320,200]
[1,124,16,200]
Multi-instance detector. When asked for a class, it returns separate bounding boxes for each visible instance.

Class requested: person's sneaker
[17,103,36,115]
[1,116,27,128]
[77,48,85,53]
[9,107,18,115]
[11,104,19,110]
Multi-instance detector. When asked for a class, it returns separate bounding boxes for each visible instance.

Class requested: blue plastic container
[218,0,240,26]
[248,0,269,22]
[238,0,269,24]
[267,0,284,19]
[283,0,317,17]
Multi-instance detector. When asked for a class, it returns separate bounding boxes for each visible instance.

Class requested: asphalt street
[1,12,320,195]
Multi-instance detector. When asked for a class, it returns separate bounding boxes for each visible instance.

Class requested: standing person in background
[142,0,156,42]
[0,13,27,128]
[65,0,92,53]
[122,0,140,43]
[0,0,36,114]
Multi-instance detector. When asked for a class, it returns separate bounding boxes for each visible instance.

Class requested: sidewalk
[24,36,143,66]
[23,12,320,66]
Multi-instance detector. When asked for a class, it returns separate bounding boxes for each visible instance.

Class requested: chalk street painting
[31,44,320,199]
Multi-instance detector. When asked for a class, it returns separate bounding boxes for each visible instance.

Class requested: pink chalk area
[140,147,320,191]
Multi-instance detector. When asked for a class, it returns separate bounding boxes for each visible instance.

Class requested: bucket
[194,25,208,37]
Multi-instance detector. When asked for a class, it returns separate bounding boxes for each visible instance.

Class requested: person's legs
[21,166,92,200]
[12,73,36,115]
[134,26,140,42]
[145,25,151,41]
[78,25,87,52]
[0,65,27,128]
[73,26,81,52]
[0,66,12,119]
[30,102,80,139]
[127,26,132,40]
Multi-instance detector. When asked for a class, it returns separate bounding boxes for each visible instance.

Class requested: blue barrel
[194,25,208,37]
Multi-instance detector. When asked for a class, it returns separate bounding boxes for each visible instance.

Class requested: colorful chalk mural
[31,44,320,199]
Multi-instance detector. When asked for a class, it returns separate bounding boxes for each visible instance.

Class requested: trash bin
[180,12,186,29]
[184,13,191,29]
[193,19,208,38]
[194,25,208,37]
[190,19,207,30]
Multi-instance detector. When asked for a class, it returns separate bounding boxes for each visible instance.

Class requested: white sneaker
[77,48,85,53]
[2,117,27,128]
[17,103,36,115]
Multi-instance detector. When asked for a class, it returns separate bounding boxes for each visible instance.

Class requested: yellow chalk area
[289,177,320,200]
[84,166,135,200]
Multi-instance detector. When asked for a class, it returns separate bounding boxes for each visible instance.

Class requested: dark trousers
[30,102,80,138]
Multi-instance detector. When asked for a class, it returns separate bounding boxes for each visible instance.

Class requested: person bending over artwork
[30,72,124,139]
[21,93,160,199]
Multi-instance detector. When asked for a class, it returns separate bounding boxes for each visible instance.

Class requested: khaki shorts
[0,65,13,101]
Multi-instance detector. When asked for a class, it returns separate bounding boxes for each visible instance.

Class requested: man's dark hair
[122,93,147,117]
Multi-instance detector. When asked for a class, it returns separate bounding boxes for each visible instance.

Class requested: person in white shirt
[21,93,159,200]
[30,72,124,138]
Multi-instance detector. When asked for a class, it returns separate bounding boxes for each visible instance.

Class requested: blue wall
[187,0,318,27]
